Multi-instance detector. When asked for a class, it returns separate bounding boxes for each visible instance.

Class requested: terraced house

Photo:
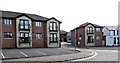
[71,22,103,47]
[0,11,62,48]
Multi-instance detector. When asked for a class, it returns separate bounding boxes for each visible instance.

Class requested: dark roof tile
[0,10,49,21]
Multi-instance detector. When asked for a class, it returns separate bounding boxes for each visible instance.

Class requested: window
[117,37,119,44]
[87,27,93,33]
[4,32,13,38]
[35,33,43,39]
[114,37,116,44]
[117,30,119,35]
[113,30,115,35]
[96,28,100,32]
[49,22,57,31]
[50,33,57,42]
[35,22,41,27]
[4,19,12,25]
[20,19,29,29]
[96,36,100,40]
[20,33,29,37]
[110,31,113,36]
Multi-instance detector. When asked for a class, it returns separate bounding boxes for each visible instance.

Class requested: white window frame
[4,19,12,25]
[35,22,42,27]
[35,33,43,39]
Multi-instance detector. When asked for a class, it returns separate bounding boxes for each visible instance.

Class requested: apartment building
[0,11,61,48]
[71,22,103,47]
[102,26,119,46]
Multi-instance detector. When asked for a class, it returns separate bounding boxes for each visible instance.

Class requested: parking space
[1,48,80,60]
[19,49,44,57]
[2,49,25,59]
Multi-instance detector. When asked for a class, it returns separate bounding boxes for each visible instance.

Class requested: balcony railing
[87,30,94,34]
[19,24,30,31]
[19,37,30,43]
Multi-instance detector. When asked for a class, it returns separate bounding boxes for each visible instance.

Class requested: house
[0,10,62,48]
[71,22,103,47]
[102,26,119,46]
[66,31,71,43]
[60,30,67,42]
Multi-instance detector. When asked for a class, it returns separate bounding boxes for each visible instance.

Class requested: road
[61,42,119,61]
[72,47,119,61]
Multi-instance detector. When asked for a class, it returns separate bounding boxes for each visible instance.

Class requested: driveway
[1,47,80,60]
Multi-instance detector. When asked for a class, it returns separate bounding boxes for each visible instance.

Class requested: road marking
[72,51,97,61]
[95,50,118,52]
[1,53,5,59]
[36,51,47,56]
[19,51,28,57]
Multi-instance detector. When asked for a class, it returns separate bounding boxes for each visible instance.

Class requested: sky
[0,0,119,32]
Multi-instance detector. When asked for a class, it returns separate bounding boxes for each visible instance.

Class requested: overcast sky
[0,0,119,31]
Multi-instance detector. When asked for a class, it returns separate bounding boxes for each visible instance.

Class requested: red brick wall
[32,21,45,48]
[42,22,47,47]
[71,30,75,46]
[0,18,2,48]
[2,18,16,48]
[94,28,103,46]
[76,28,85,47]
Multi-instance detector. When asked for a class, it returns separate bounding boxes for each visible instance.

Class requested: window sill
[35,38,43,40]
[4,38,13,39]
[96,31,100,32]
[3,24,12,26]
[35,26,42,28]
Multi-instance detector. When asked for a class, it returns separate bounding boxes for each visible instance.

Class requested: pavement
[2,42,95,62]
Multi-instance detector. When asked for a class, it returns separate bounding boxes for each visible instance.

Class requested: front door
[87,36,93,43]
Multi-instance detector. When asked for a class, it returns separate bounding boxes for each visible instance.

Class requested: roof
[71,22,103,31]
[104,26,118,30]
[60,30,67,34]
[0,10,49,21]
[47,17,62,23]
[78,22,103,28]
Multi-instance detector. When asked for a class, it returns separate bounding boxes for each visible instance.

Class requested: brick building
[60,30,67,42]
[0,11,62,48]
[71,22,103,47]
